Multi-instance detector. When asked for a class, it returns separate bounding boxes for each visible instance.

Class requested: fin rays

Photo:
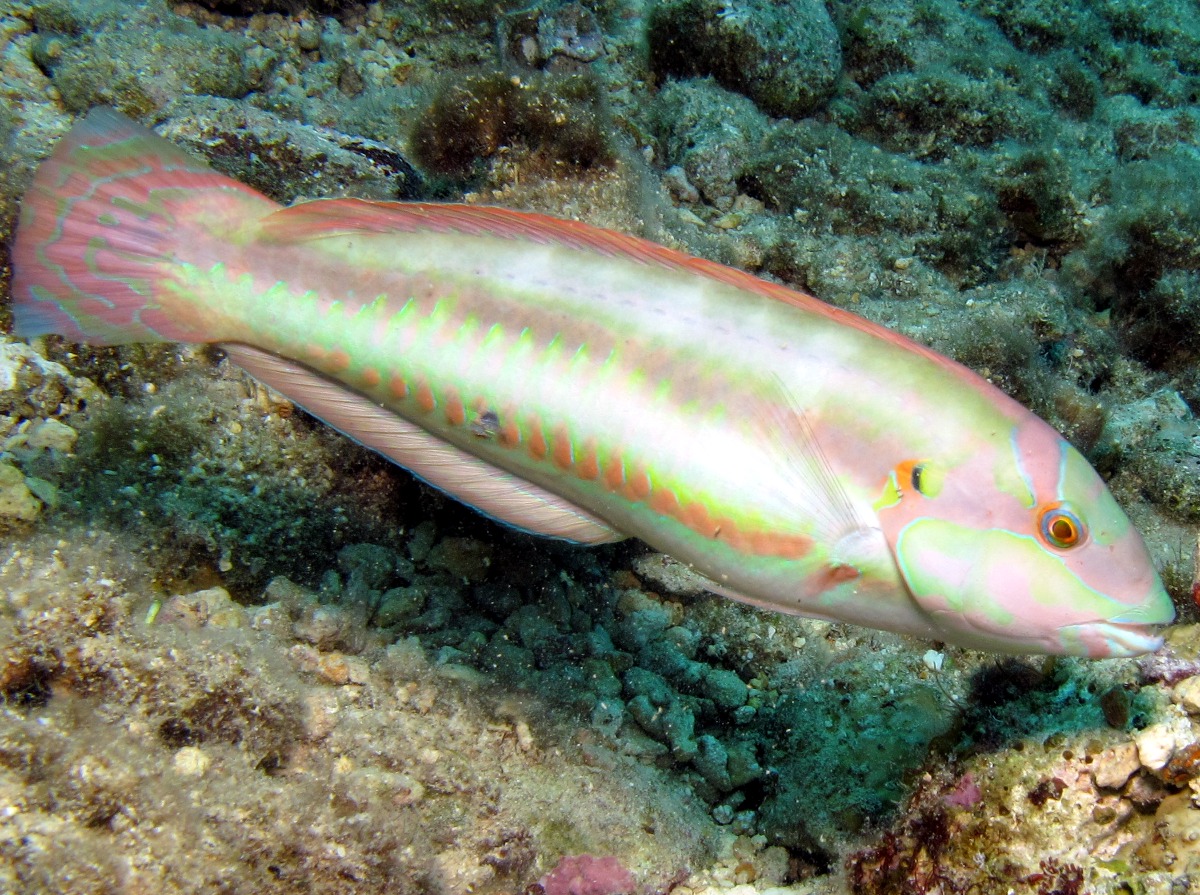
[754,375,873,549]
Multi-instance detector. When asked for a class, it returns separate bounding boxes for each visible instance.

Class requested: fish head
[874,414,1174,656]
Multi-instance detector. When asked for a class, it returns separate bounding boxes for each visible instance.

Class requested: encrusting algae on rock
[5,0,1200,891]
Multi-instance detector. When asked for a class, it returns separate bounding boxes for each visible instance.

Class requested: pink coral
[538,855,636,895]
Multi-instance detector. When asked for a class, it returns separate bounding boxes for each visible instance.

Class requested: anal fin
[220,344,624,545]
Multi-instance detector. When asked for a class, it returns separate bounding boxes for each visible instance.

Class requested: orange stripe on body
[749,530,814,558]
[499,418,521,447]
[528,419,548,460]
[388,373,409,399]
[807,562,860,595]
[551,423,574,471]
[444,387,466,426]
[326,349,351,373]
[603,455,625,491]
[714,517,746,552]
[575,438,600,480]
[648,486,680,518]
[624,465,652,501]
[680,499,715,537]
[415,379,436,413]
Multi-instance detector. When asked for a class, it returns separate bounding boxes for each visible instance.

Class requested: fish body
[11,109,1174,656]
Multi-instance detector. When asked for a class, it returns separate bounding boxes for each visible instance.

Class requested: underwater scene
[3,0,1200,891]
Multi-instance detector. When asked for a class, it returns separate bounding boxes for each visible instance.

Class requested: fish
[10,107,1175,657]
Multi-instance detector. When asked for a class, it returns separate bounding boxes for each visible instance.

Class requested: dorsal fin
[220,344,624,545]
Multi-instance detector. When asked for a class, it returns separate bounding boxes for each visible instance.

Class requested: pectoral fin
[751,374,877,550]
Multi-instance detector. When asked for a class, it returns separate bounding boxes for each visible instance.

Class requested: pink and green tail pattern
[13,107,276,345]
[11,108,1175,657]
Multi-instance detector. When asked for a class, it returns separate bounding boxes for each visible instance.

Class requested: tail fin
[11,107,278,345]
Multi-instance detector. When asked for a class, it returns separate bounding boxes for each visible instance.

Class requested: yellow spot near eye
[874,457,943,512]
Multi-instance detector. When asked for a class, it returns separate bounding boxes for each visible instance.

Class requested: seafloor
[2,0,1200,892]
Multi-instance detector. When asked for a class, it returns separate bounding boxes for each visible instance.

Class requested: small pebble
[297,25,320,50]
[25,418,77,452]
[317,653,350,685]
[514,720,534,751]
[302,691,340,740]
[173,746,211,777]
[1092,741,1140,790]
[1173,676,1200,714]
[1134,714,1193,771]
[0,462,41,522]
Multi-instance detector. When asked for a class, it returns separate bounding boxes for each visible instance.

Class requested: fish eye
[911,463,925,493]
[905,460,943,497]
[1038,503,1085,549]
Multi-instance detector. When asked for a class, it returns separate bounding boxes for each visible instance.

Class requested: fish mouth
[1061,620,1166,658]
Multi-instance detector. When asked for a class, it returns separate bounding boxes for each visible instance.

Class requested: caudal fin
[11,107,277,345]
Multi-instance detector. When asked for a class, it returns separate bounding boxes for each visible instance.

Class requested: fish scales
[11,108,1174,656]
[226,229,815,548]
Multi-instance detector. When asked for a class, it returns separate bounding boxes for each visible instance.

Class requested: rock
[24,418,77,452]
[694,734,732,791]
[590,697,624,737]
[0,462,40,522]
[624,666,674,707]
[653,80,770,209]
[375,586,426,627]
[702,667,749,710]
[647,0,841,118]
[338,543,397,596]
[1126,772,1169,813]
[632,551,711,597]
[582,658,622,699]
[1133,710,1195,771]
[263,576,318,610]
[291,599,350,647]
[1092,742,1141,790]
[312,652,370,686]
[1172,675,1200,714]
[172,746,211,777]
[726,740,762,787]
[426,537,492,582]
[663,165,700,205]
[643,640,705,688]
[627,693,698,762]
[0,339,94,419]
[316,647,352,681]
[158,586,246,629]
[302,691,341,740]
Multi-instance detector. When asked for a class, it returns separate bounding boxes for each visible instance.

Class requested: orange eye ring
[1038,504,1085,549]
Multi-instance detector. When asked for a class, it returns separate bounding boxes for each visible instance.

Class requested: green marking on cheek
[897,517,1119,630]
[994,431,1036,509]
[1060,445,1130,546]
[873,470,902,513]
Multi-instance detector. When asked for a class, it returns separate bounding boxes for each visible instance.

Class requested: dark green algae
[4,0,1200,891]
